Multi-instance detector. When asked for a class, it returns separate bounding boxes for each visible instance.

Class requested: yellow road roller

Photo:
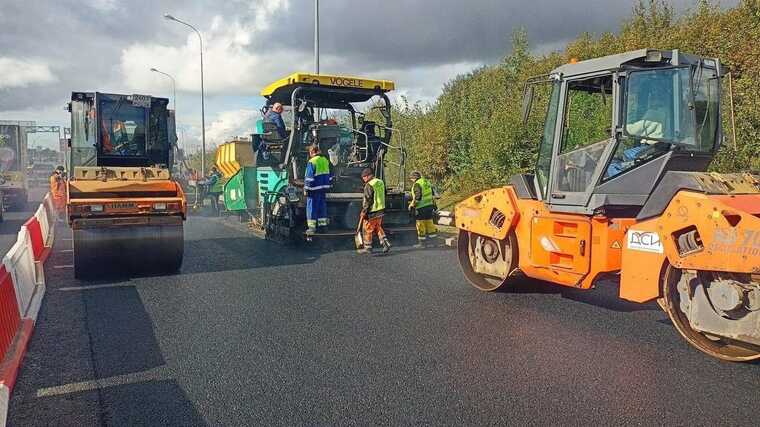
[66,92,186,278]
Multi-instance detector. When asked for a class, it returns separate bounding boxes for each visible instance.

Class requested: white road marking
[58,249,73,253]
[36,366,170,397]
[53,265,74,269]
[58,283,134,292]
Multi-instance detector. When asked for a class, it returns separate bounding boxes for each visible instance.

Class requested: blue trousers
[306,191,328,229]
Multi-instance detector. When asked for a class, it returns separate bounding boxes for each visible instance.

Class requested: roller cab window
[605,64,719,180]
[554,74,614,194]
[99,99,148,157]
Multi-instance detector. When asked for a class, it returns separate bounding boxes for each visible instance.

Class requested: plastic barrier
[0,193,56,426]
[23,218,44,263]
[41,193,57,248]
[34,204,52,252]
[0,267,20,367]
[42,193,55,221]
[3,228,43,318]
[0,317,32,426]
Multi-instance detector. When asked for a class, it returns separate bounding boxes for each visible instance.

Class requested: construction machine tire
[458,229,518,292]
[662,265,760,362]
[73,218,184,279]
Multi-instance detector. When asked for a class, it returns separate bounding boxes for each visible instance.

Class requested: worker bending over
[49,165,66,219]
[408,171,437,247]
[304,145,333,235]
[359,168,391,254]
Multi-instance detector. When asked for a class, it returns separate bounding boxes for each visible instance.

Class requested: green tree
[388,0,760,202]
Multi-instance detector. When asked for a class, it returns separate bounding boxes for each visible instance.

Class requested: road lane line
[54,265,74,269]
[36,366,171,398]
[58,249,73,253]
[58,283,135,292]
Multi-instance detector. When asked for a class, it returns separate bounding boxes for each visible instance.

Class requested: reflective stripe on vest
[414,177,434,208]
[309,155,330,176]
[369,177,385,212]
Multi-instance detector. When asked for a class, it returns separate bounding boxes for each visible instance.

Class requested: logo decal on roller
[626,230,663,253]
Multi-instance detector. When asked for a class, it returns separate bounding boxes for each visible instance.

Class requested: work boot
[413,237,426,249]
[306,227,317,236]
[357,246,371,254]
[381,238,391,253]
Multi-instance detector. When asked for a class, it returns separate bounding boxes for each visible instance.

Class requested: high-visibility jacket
[413,177,434,208]
[50,174,66,211]
[49,174,64,197]
[304,155,333,191]
[367,177,385,213]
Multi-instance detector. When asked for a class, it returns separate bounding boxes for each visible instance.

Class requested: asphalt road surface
[0,187,47,255]
[8,214,760,426]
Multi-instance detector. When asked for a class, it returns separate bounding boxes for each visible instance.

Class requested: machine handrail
[374,125,406,190]
[345,128,370,166]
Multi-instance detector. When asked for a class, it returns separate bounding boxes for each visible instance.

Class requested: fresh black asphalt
[7,213,760,425]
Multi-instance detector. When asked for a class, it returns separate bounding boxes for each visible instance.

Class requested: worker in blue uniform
[304,145,333,235]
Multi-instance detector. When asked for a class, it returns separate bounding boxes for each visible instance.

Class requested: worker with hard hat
[50,165,66,219]
[304,144,333,235]
[408,171,437,247]
[205,166,224,215]
[358,168,391,253]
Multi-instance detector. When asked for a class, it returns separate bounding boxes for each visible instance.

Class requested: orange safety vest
[50,174,66,210]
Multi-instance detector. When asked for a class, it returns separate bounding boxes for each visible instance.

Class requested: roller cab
[0,121,31,213]
[67,92,185,278]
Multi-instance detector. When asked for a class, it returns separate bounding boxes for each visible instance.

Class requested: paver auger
[455,49,760,361]
[66,92,185,278]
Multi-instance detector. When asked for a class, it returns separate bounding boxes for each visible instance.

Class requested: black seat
[261,122,288,144]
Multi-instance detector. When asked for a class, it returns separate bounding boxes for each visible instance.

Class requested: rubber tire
[457,229,518,292]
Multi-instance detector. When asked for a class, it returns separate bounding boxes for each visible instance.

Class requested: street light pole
[164,13,207,177]
[314,0,319,74]
[149,67,176,113]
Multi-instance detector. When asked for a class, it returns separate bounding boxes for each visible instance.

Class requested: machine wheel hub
[457,230,518,292]
[480,238,500,263]
[663,266,760,362]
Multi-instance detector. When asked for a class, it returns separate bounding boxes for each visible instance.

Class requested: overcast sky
[0,0,733,150]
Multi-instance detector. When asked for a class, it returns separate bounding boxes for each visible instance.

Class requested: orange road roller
[455,49,760,361]
[66,92,186,278]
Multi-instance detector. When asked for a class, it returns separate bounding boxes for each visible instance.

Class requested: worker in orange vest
[49,165,66,218]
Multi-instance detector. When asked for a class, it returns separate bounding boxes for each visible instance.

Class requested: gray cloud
[0,0,736,115]
[267,0,718,67]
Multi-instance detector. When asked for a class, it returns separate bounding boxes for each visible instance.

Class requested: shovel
[354,216,365,249]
